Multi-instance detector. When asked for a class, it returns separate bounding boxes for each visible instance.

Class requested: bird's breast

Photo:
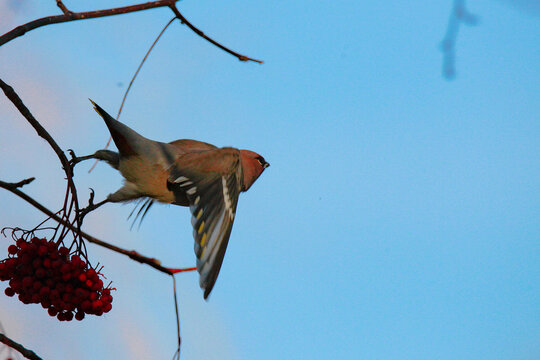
[118,156,176,204]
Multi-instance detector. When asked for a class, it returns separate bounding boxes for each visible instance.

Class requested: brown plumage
[83,100,269,299]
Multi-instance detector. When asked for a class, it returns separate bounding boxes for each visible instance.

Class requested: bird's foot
[76,189,106,223]
[67,149,94,171]
[167,267,197,274]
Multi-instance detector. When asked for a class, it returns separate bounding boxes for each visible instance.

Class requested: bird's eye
[256,156,269,168]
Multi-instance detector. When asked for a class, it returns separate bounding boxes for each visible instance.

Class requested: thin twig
[0,333,42,360]
[3,177,36,189]
[0,179,174,275]
[55,0,72,15]
[117,17,177,122]
[0,1,179,47]
[172,276,181,360]
[169,4,263,63]
[89,17,177,172]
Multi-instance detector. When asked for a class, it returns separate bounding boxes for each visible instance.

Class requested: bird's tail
[89,99,144,157]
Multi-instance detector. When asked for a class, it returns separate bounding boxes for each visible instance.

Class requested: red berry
[65,311,74,321]
[92,281,103,292]
[50,289,60,300]
[8,244,18,255]
[9,279,22,291]
[38,245,48,256]
[78,273,87,282]
[4,287,15,297]
[81,300,92,312]
[58,247,69,257]
[43,258,52,268]
[22,276,33,288]
[75,288,88,298]
[39,287,50,297]
[86,268,97,279]
[32,281,42,291]
[48,307,58,316]
[36,268,46,279]
[32,258,42,269]
[75,311,85,321]
[92,300,103,311]
[103,303,112,313]
[60,263,71,273]
[21,254,31,264]
[18,241,28,252]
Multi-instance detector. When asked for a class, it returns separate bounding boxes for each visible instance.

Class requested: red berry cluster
[0,237,114,321]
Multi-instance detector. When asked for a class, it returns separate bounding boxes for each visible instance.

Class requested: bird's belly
[119,157,175,203]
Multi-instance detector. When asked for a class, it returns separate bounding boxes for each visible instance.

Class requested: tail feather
[89,99,138,156]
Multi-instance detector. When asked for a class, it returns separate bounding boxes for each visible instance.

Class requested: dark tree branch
[440,0,478,79]
[55,0,72,15]
[0,77,84,232]
[2,177,36,189]
[0,1,179,47]
[169,4,263,63]
[0,333,42,360]
[0,1,262,64]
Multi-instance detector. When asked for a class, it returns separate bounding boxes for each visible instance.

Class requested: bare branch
[55,0,72,15]
[0,78,84,231]
[1,177,35,189]
[0,333,42,360]
[169,4,263,63]
[0,0,179,47]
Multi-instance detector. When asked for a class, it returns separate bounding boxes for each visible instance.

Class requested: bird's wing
[168,139,218,153]
[167,148,241,299]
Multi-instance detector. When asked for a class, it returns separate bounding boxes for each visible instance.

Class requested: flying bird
[72,100,269,299]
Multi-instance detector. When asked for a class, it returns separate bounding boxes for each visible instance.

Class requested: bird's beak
[263,162,270,169]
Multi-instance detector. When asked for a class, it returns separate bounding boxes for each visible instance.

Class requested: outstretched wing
[167,149,241,299]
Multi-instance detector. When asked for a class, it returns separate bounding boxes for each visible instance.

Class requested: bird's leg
[76,188,110,223]
[67,149,95,169]
[68,149,120,170]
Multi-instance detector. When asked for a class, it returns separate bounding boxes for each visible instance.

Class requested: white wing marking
[221,176,235,219]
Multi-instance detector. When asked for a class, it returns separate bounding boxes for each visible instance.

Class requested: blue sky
[1,1,539,359]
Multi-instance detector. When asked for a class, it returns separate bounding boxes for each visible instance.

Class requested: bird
[71,100,269,299]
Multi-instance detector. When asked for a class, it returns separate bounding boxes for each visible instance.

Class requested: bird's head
[239,150,269,191]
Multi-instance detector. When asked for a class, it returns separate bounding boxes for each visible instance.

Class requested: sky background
[0,0,539,359]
